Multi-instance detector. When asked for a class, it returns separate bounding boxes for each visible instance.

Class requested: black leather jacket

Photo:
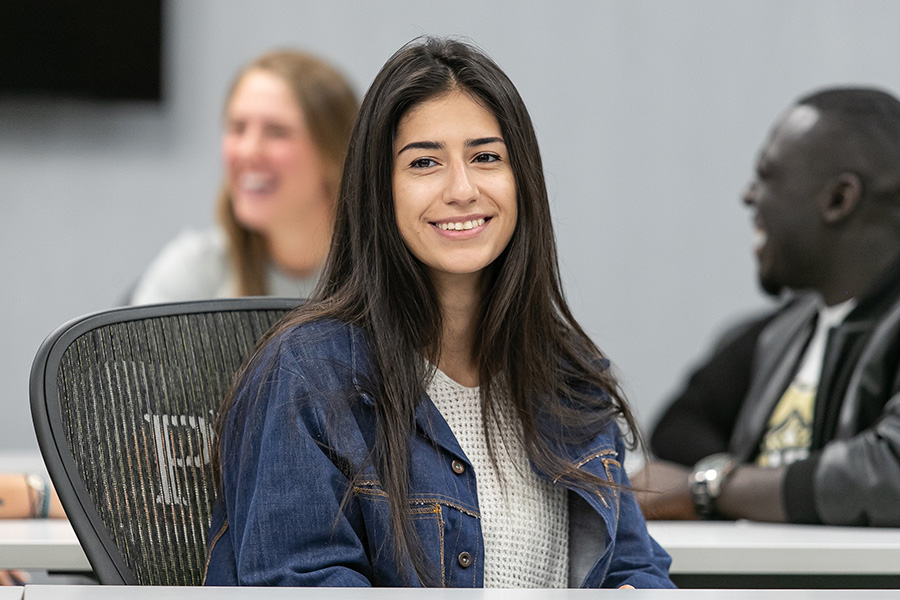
[652,262,900,525]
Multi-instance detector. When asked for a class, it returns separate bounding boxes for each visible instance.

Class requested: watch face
[690,454,736,518]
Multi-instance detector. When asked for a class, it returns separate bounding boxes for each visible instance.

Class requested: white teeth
[754,227,767,249]
[241,172,275,192]
[438,218,486,231]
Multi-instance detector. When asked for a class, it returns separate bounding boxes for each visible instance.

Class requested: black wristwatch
[689,453,736,519]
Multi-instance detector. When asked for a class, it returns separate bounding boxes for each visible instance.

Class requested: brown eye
[473,152,500,163]
[410,158,438,169]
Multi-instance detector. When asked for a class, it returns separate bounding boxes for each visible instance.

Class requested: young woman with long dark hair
[204,37,673,589]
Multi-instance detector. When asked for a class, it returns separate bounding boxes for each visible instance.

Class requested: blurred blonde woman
[131,50,358,303]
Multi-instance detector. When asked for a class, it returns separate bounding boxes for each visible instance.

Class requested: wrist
[24,474,51,519]
[689,453,736,519]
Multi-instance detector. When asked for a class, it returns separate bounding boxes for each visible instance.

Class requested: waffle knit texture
[425,367,569,588]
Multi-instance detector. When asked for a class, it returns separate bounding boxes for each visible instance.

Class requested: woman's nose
[237,130,264,161]
[445,161,477,204]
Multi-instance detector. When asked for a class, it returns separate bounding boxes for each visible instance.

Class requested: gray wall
[4,0,900,452]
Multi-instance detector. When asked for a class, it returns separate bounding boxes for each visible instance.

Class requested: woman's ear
[818,171,863,224]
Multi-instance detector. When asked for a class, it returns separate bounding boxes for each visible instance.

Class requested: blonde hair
[216,50,358,296]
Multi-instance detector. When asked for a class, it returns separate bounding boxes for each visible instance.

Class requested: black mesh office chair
[29,298,300,585]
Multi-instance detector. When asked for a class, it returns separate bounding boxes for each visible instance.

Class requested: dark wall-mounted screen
[0,1,163,102]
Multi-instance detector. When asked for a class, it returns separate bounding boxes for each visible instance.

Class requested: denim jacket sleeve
[565,423,673,589]
[206,338,375,586]
[605,477,675,586]
[600,433,675,589]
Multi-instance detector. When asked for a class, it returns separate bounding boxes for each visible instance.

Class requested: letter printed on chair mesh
[30,298,300,585]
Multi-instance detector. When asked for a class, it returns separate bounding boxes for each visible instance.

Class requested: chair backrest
[30,298,300,585]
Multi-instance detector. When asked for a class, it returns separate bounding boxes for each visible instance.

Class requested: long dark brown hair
[216,50,359,295]
[218,37,640,584]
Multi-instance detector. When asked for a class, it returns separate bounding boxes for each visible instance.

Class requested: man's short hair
[796,87,900,200]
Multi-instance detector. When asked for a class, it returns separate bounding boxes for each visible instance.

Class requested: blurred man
[636,88,900,526]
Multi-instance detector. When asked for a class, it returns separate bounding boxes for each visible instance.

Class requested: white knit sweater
[425,367,569,588]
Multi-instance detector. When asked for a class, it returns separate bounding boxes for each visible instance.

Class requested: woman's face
[223,69,329,235]
[392,91,517,286]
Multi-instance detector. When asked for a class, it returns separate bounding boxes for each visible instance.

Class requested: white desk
[648,520,900,575]
[3,515,900,580]
[0,452,91,572]
[18,587,900,599]
[0,520,89,571]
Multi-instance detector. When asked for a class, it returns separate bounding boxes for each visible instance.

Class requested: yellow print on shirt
[756,381,815,468]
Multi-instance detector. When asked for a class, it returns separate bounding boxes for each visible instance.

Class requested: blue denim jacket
[204,319,673,588]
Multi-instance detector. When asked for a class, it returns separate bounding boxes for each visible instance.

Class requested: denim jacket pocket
[408,504,446,585]
[352,479,458,586]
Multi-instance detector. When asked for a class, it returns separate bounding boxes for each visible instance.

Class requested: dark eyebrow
[397,141,444,155]
[467,136,505,148]
[396,136,506,156]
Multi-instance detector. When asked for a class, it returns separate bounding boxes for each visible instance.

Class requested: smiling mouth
[239,172,276,194]
[433,217,488,231]
[753,225,767,252]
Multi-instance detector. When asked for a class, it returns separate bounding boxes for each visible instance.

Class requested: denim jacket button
[451,459,465,475]
[458,551,472,568]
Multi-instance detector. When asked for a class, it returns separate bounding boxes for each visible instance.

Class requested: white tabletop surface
[1,518,899,576]
[647,520,900,574]
[0,449,896,578]
[0,520,88,571]
[18,587,900,599]
[0,588,21,600]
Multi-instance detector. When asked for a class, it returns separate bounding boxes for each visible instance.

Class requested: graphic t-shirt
[756,298,856,468]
